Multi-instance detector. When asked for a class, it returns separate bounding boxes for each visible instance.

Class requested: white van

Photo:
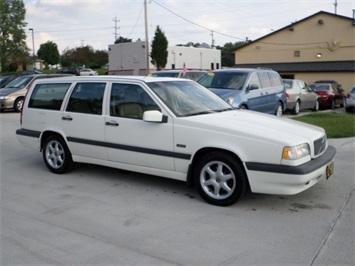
[17,76,336,206]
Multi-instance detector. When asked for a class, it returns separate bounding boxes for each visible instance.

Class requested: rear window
[29,83,72,110]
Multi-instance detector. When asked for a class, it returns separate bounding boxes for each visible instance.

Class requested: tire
[291,100,300,115]
[341,97,345,107]
[42,135,74,174]
[194,151,247,206]
[240,105,247,110]
[331,99,335,110]
[14,97,24,112]
[313,100,319,112]
[275,102,283,117]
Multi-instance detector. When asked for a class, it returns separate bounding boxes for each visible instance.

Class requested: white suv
[17,76,336,206]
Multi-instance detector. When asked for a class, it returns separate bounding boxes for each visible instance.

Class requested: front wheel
[313,100,319,112]
[194,151,247,206]
[42,135,74,174]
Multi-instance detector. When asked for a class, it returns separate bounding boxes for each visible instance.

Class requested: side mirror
[249,84,259,91]
[143,110,168,123]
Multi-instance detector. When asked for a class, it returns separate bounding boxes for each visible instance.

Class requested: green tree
[61,45,107,68]
[150,26,168,70]
[37,41,60,66]
[0,0,28,71]
[114,36,132,44]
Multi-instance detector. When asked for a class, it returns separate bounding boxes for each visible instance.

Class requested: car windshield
[4,76,33,89]
[147,80,233,117]
[151,72,180,78]
[197,72,248,90]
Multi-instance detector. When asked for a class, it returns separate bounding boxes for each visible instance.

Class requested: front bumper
[245,145,336,195]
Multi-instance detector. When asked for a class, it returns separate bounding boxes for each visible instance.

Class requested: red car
[309,83,346,109]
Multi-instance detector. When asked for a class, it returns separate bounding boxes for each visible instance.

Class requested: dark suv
[59,67,82,76]
[197,68,286,116]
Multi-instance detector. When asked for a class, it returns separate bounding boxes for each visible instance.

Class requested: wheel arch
[187,147,250,190]
[40,130,68,151]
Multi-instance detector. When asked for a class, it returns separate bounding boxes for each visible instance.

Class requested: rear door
[61,82,108,160]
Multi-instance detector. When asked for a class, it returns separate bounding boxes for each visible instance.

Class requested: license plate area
[326,161,334,180]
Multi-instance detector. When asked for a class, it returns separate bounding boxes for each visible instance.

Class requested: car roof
[32,75,191,84]
[210,68,275,73]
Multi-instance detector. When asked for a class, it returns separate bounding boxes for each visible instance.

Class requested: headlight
[282,143,310,160]
[0,96,9,100]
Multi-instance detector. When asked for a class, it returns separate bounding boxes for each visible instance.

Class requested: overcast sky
[24,0,355,54]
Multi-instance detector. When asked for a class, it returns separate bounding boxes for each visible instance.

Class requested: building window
[294,51,300,57]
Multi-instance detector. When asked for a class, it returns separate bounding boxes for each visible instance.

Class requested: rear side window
[29,83,71,110]
[66,83,106,115]
[268,72,283,86]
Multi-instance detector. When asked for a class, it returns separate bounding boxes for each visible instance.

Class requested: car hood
[0,88,20,95]
[209,88,241,99]
[180,109,325,147]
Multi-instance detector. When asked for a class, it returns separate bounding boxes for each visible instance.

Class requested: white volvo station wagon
[16,76,336,206]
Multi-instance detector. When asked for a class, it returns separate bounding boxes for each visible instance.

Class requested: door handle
[105,121,119,127]
[62,116,73,121]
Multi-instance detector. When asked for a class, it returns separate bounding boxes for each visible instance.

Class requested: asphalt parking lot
[1,111,354,265]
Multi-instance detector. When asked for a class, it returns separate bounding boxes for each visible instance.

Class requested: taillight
[20,86,31,125]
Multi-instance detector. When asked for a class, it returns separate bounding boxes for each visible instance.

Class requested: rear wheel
[275,102,283,117]
[194,151,247,206]
[291,100,300,115]
[331,99,335,109]
[14,97,24,112]
[42,135,74,174]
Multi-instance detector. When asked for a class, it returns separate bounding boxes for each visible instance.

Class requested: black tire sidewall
[194,151,247,206]
[42,135,74,174]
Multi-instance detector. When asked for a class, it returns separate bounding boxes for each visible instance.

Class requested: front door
[104,82,175,171]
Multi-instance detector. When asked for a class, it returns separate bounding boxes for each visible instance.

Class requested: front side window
[248,73,261,89]
[29,83,71,110]
[66,83,105,115]
[258,72,272,88]
[110,83,160,119]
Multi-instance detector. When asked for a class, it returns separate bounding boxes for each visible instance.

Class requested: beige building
[233,11,355,93]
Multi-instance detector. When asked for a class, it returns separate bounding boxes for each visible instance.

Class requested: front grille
[314,136,327,157]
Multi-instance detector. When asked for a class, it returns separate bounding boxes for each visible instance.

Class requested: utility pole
[144,0,150,75]
[333,0,338,14]
[211,30,215,48]
[113,15,120,42]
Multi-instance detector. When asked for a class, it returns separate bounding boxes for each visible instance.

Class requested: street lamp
[29,28,35,69]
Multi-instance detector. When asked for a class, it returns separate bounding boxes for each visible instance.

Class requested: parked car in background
[151,70,207,81]
[345,86,355,113]
[283,79,319,114]
[16,76,335,206]
[309,83,345,109]
[197,68,286,116]
[80,68,98,76]
[0,74,70,112]
[58,67,82,76]
[0,75,18,88]
[314,80,346,107]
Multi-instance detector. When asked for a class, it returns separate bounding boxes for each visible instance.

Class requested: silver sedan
[345,86,355,112]
[283,79,319,115]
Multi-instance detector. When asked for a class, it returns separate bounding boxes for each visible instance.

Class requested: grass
[292,112,355,138]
